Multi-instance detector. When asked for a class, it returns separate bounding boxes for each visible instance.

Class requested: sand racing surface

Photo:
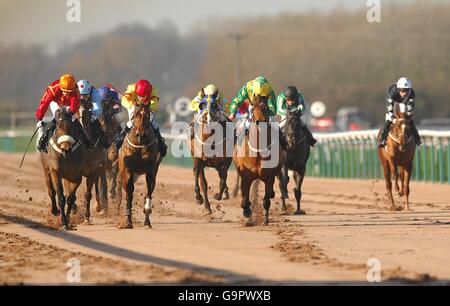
[1,152,450,285]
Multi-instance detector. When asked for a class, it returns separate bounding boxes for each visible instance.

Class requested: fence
[1,129,449,183]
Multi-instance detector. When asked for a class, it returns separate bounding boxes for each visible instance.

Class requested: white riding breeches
[50,101,71,118]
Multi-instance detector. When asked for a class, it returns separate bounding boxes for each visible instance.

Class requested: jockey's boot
[303,125,317,147]
[74,119,93,151]
[410,120,422,146]
[154,128,167,157]
[115,126,130,150]
[37,120,56,153]
[378,121,392,148]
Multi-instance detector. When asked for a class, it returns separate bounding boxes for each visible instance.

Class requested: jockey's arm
[385,85,396,122]
[149,86,159,112]
[35,87,55,120]
[90,89,102,121]
[229,84,249,115]
[267,89,277,116]
[276,93,287,117]
[406,89,416,116]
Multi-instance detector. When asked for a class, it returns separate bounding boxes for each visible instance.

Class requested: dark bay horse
[95,98,124,214]
[40,108,87,230]
[118,105,161,229]
[189,95,232,214]
[79,99,108,224]
[233,96,285,225]
[278,108,311,215]
[378,111,416,210]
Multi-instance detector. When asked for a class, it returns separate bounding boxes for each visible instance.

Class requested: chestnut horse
[278,108,311,215]
[378,111,416,210]
[233,96,285,225]
[118,105,161,229]
[40,108,87,230]
[79,99,108,224]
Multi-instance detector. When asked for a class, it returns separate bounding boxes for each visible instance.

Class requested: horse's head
[199,93,221,123]
[132,105,151,144]
[391,112,414,152]
[54,108,78,156]
[284,108,302,148]
[249,95,269,124]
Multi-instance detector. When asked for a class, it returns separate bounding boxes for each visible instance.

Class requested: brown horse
[233,96,285,225]
[378,112,416,210]
[79,99,108,224]
[40,108,87,230]
[278,108,311,215]
[118,105,161,229]
[95,98,124,214]
[189,95,232,213]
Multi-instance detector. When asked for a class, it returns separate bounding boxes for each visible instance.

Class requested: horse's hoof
[196,196,204,205]
[205,207,213,215]
[51,208,60,216]
[61,225,69,231]
[118,218,133,229]
[144,223,152,229]
[94,201,102,213]
[263,221,269,226]
[243,208,252,218]
[294,209,306,215]
[214,193,221,201]
[84,219,92,225]
[223,193,230,200]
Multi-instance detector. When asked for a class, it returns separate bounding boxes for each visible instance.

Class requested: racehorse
[118,105,162,229]
[278,108,311,215]
[95,98,124,214]
[40,108,87,230]
[79,99,108,224]
[378,109,416,210]
[233,96,285,225]
[189,95,232,214]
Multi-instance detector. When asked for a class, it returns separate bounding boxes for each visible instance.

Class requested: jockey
[229,76,277,121]
[98,85,127,130]
[77,80,110,148]
[229,76,286,149]
[277,86,316,147]
[190,84,229,118]
[379,77,421,147]
[35,74,91,152]
[115,79,167,156]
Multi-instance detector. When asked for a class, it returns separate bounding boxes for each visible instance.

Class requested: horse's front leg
[263,177,276,226]
[193,161,204,205]
[278,166,289,212]
[199,167,212,214]
[119,170,134,229]
[144,172,155,229]
[403,162,413,211]
[241,175,252,218]
[44,167,59,216]
[51,171,68,230]
[293,165,306,215]
[214,165,229,201]
[84,174,96,224]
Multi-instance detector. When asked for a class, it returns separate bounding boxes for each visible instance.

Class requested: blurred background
[1,0,449,134]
